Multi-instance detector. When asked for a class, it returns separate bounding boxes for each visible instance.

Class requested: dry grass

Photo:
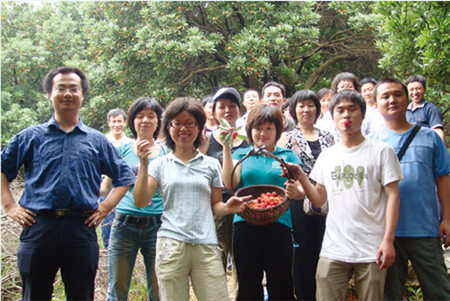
[0,179,236,301]
[4,179,445,301]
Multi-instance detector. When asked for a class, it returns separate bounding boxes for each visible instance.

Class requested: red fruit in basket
[247,191,283,209]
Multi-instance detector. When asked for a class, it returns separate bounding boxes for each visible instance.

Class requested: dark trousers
[385,237,450,301]
[233,221,295,301]
[18,216,99,301]
[291,200,326,301]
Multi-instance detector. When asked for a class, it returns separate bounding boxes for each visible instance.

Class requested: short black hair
[107,108,127,121]
[127,97,163,139]
[289,89,321,124]
[43,66,89,95]
[262,81,286,98]
[246,104,284,145]
[201,94,214,107]
[329,90,366,119]
[374,78,409,102]
[162,97,206,151]
[405,75,426,89]
[317,88,332,100]
[244,89,261,99]
[360,78,378,87]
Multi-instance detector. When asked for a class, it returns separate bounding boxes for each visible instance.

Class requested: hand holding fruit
[219,118,247,148]
[135,139,152,165]
[225,195,253,214]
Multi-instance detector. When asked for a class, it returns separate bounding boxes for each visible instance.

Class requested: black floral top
[284,126,334,177]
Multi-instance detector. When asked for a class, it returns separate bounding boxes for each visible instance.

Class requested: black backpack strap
[397,124,421,161]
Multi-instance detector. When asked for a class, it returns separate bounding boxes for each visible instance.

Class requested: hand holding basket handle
[280,161,306,182]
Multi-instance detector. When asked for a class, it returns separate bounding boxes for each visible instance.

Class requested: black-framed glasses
[53,88,82,94]
[169,121,198,128]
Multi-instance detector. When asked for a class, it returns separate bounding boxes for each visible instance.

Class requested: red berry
[343,120,350,127]
[232,131,238,139]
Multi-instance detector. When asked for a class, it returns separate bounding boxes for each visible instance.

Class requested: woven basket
[235,185,289,226]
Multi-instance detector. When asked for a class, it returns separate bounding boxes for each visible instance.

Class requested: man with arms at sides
[261,81,296,132]
[282,90,402,301]
[371,78,450,301]
[405,75,446,144]
[1,66,135,301]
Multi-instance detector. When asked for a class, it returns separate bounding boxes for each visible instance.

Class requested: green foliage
[1,1,448,147]
[375,1,449,85]
[407,286,423,301]
[375,1,450,130]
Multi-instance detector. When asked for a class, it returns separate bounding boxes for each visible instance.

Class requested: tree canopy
[1,1,448,148]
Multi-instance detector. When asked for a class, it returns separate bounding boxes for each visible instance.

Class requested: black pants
[18,216,99,301]
[291,200,326,301]
[233,221,295,301]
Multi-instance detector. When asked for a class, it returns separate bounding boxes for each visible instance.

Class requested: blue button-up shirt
[1,117,135,211]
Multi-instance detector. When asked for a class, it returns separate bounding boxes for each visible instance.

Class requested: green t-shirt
[115,142,167,216]
[232,146,302,228]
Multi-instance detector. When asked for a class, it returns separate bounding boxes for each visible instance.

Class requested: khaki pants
[155,237,229,301]
[316,257,387,301]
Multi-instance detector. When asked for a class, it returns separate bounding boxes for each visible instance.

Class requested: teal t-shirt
[232,146,302,228]
[115,142,167,216]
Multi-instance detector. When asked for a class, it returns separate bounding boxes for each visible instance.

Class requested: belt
[37,209,93,219]
[115,213,161,227]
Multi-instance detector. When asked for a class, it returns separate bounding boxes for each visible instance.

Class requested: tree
[375,1,449,133]
[1,1,89,147]
[7,1,435,144]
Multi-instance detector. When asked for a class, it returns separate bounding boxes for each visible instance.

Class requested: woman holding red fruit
[133,97,250,301]
[222,104,302,301]
[200,87,249,271]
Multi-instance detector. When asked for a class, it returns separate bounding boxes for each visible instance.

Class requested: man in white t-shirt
[360,77,384,136]
[282,90,402,300]
[105,108,134,147]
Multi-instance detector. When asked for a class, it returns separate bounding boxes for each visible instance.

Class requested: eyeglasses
[53,88,82,94]
[169,121,198,128]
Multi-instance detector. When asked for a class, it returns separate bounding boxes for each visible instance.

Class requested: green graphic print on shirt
[331,165,367,189]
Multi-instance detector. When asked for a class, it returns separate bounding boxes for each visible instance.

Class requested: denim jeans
[106,214,161,301]
[100,210,115,249]
[99,196,115,249]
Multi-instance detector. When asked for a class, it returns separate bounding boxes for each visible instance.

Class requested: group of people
[1,66,448,301]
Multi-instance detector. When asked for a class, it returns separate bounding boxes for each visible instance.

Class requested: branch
[304,54,358,89]
[179,64,226,86]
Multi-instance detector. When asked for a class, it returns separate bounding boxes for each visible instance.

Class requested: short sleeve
[211,158,224,188]
[432,132,450,178]
[427,103,444,129]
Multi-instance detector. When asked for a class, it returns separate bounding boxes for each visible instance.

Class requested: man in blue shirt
[405,75,445,144]
[371,78,450,300]
[1,66,135,301]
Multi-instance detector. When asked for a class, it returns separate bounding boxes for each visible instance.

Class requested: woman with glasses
[222,104,302,301]
[100,97,166,301]
[133,97,250,301]
[278,90,334,300]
